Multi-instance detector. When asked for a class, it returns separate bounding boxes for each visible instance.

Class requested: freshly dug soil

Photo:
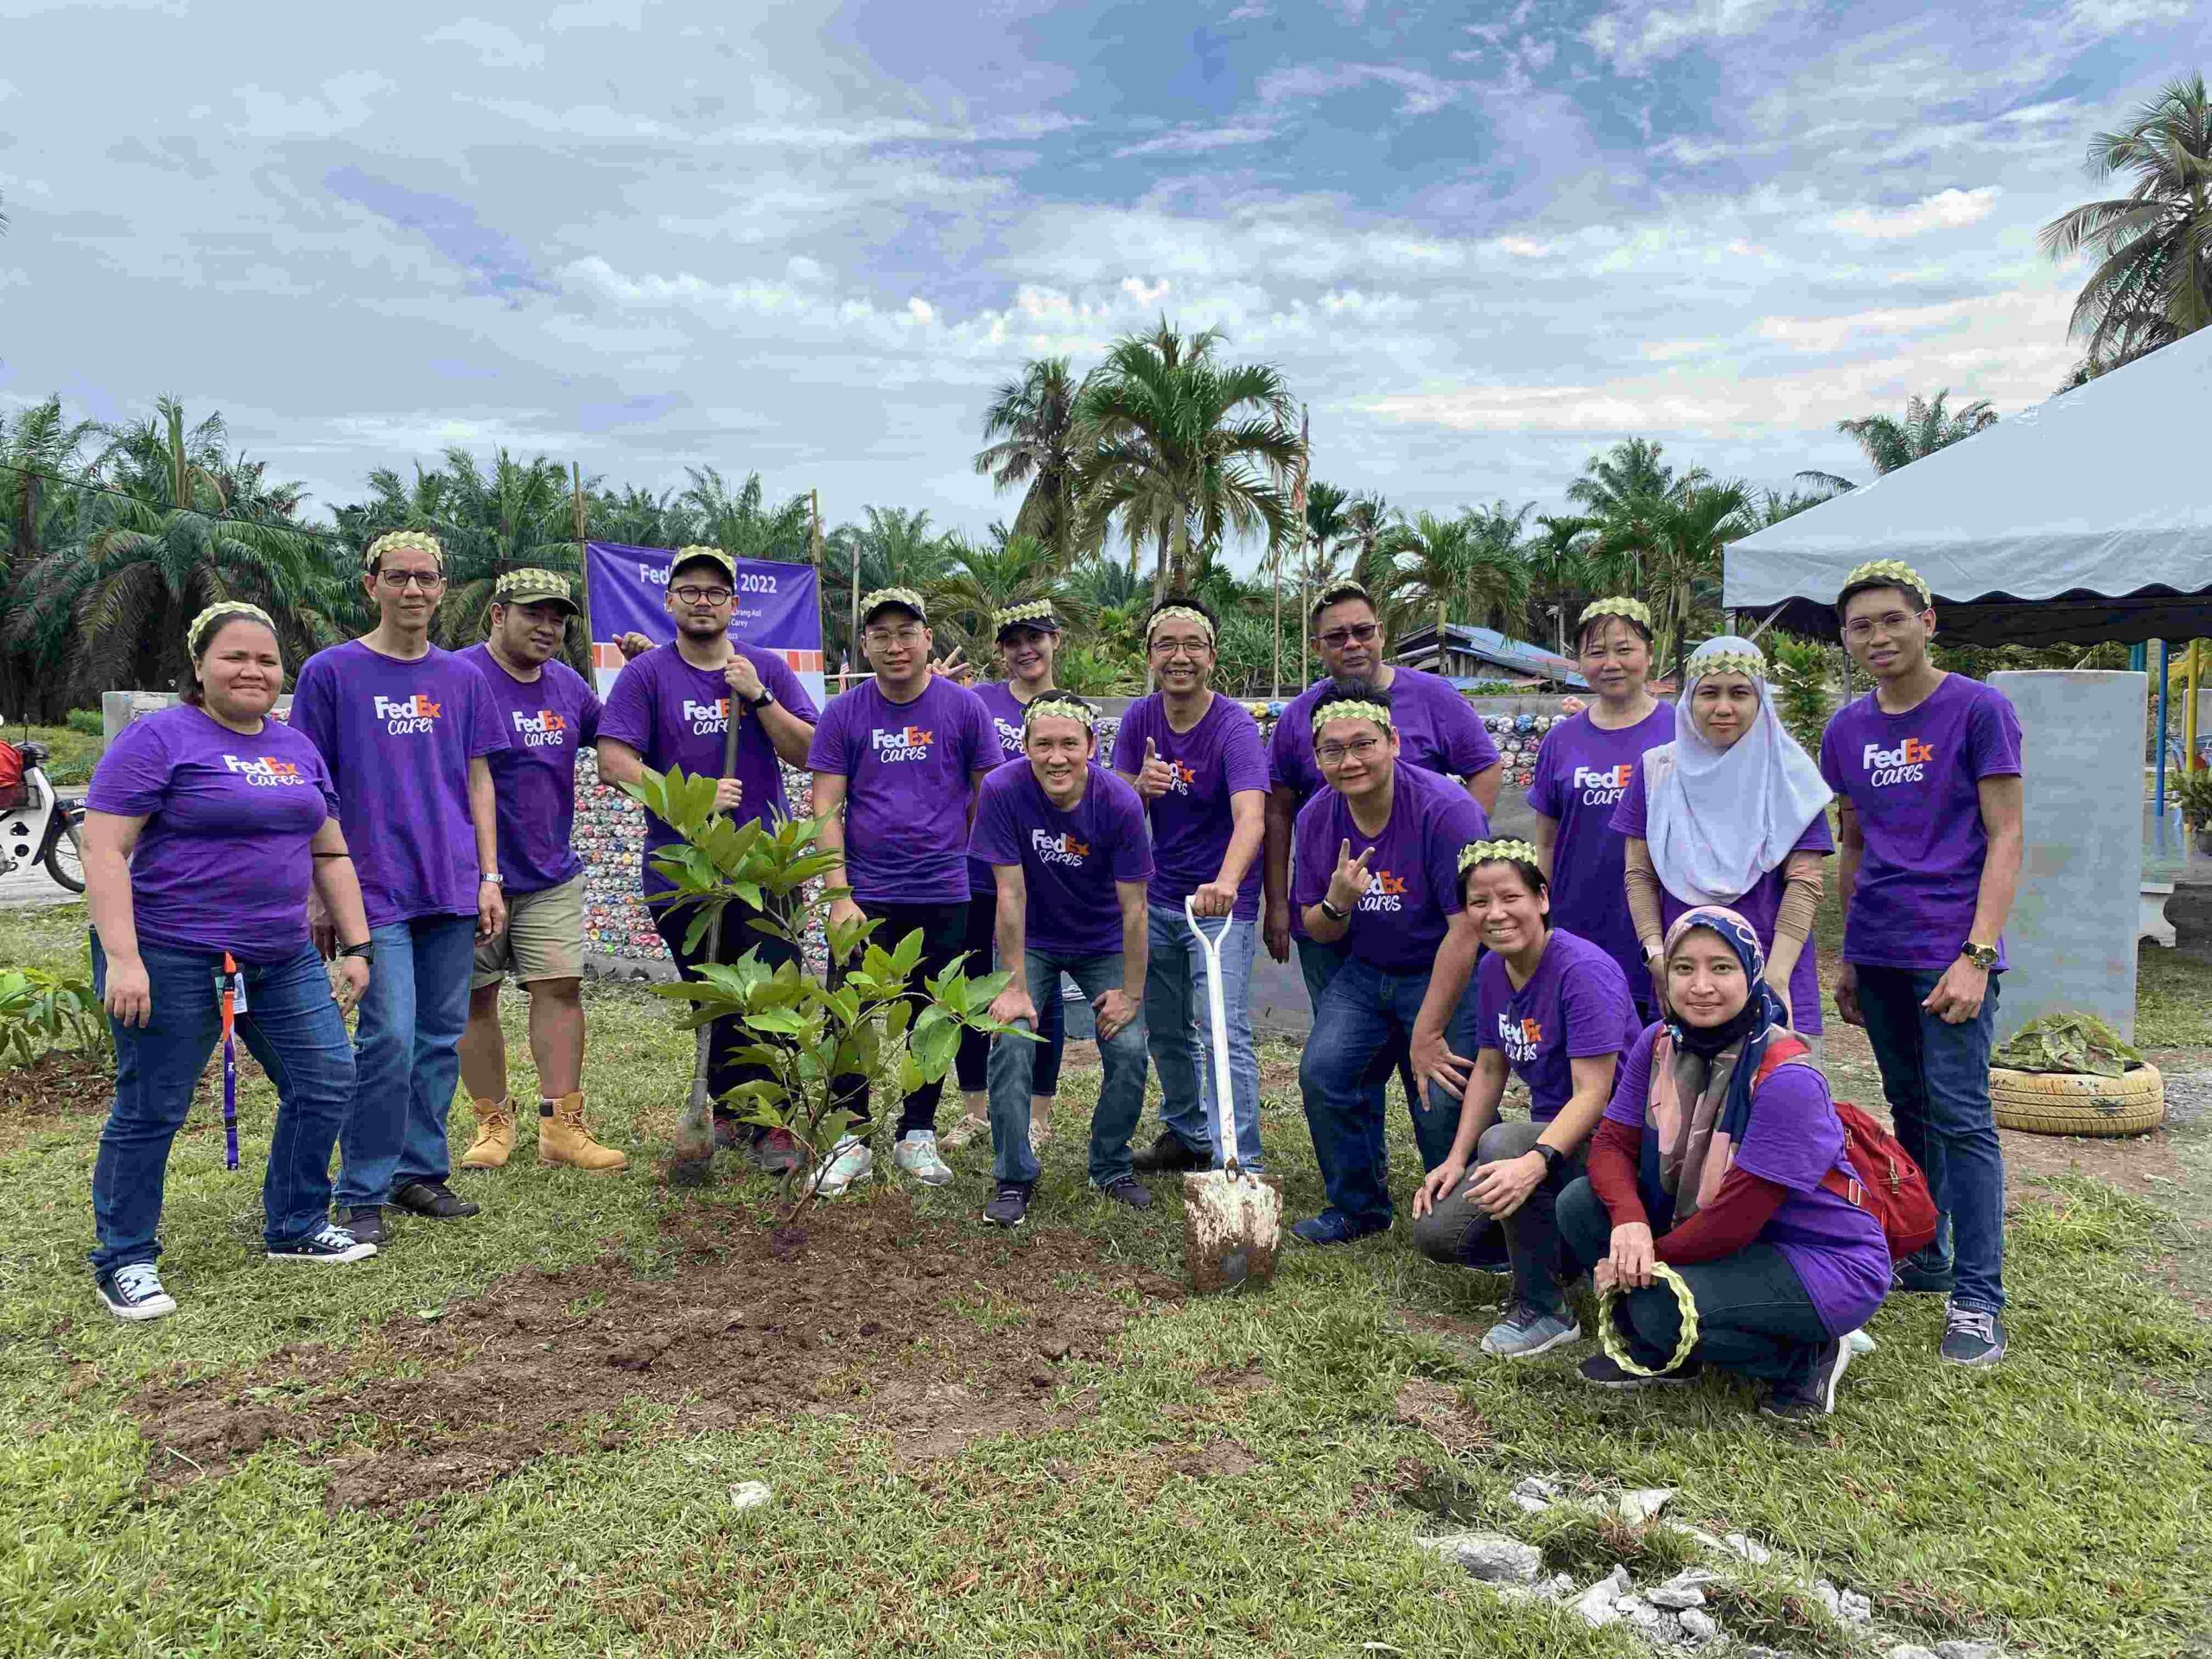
[131,1195,1187,1511]
[0,1049,111,1123]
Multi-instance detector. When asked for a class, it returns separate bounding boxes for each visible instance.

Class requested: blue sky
[0,0,2200,567]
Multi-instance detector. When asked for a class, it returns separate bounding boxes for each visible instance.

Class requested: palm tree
[2041,73,2212,379]
[822,505,957,669]
[1528,512,1595,651]
[1599,482,1751,673]
[0,397,98,718]
[679,467,812,563]
[1389,510,1532,645]
[1815,390,1997,487]
[1072,320,1301,599]
[1567,437,1703,523]
[429,448,573,645]
[926,530,1060,665]
[973,358,1083,566]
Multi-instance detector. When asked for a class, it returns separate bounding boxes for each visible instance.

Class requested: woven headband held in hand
[187,601,278,658]
[1579,595,1652,629]
[1840,558,1930,607]
[861,586,928,620]
[1312,699,1392,734]
[1021,695,1095,730]
[1146,604,1216,643]
[1688,647,1766,683]
[1599,1261,1701,1376]
[365,529,444,570]
[995,598,1059,632]
[1456,837,1541,874]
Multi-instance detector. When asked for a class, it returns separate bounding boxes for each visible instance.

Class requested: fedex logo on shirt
[1030,828,1091,868]
[993,715,1023,755]
[1165,759,1198,794]
[1498,1012,1543,1065]
[1571,761,1634,806]
[222,754,308,788]
[682,696,729,737]
[1862,736,1935,788]
[1356,869,1408,913]
[512,709,570,749]
[871,723,935,763]
[372,692,443,734]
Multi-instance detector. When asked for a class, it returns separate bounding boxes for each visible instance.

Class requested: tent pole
[2188,639,2202,774]
[2155,639,2171,821]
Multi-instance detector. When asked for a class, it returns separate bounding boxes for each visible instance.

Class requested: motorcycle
[0,741,86,893]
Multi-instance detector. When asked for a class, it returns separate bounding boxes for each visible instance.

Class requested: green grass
[2137,942,2212,1049]
[9,721,106,786]
[3,909,2211,1656]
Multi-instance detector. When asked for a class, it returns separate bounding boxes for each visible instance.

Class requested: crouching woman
[1560,906,1891,1419]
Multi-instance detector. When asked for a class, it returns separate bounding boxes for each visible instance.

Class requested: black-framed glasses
[1316,736,1383,764]
[672,585,733,605]
[1318,623,1379,648]
[378,569,445,590]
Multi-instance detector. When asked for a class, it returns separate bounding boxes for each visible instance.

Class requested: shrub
[0,968,109,1071]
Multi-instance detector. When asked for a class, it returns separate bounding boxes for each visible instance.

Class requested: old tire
[1991,1064,2164,1138]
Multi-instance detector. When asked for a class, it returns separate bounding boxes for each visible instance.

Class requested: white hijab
[1645,635,1833,907]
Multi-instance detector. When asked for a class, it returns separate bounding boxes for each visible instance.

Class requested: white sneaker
[893,1130,954,1188]
[810,1136,874,1198]
[97,1262,177,1322]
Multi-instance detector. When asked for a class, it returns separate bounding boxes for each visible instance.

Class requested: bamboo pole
[570,462,596,677]
[844,489,861,690]
[2188,638,2202,775]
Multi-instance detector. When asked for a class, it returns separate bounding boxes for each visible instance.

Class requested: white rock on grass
[1509,1476,1560,1514]
[1678,1608,1721,1643]
[1935,1644,2008,1659]
[1814,1580,1844,1618]
[726,1481,772,1512]
[1416,1532,1542,1584]
[1612,1487,1676,1524]
[1720,1532,1774,1565]
[1886,1647,1940,1659]
[1840,1589,1873,1624]
[1573,1566,1632,1627]
[1648,1578,1707,1611]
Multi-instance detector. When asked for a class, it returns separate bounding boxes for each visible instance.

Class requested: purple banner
[584,541,824,704]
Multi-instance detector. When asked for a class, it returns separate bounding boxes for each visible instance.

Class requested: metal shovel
[669,707,741,1184]
[1179,897,1283,1293]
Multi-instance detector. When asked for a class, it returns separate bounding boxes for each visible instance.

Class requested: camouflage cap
[669,544,737,585]
[493,567,579,615]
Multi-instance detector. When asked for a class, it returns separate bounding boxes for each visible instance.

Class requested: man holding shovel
[596,546,819,1172]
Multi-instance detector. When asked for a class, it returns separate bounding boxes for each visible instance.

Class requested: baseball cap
[668,544,737,586]
[493,567,580,616]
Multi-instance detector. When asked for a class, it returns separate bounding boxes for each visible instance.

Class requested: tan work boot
[537,1092,628,1172]
[461,1096,515,1169]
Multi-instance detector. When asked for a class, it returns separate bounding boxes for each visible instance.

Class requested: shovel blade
[1180,1170,1284,1294]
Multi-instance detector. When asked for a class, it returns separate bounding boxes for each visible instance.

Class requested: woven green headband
[1600,1262,1701,1376]
[1147,604,1216,644]
[861,586,928,621]
[365,529,444,571]
[187,601,278,658]
[1840,558,1930,607]
[1021,695,1095,731]
[1688,648,1767,683]
[1579,595,1652,629]
[1312,699,1392,734]
[995,598,1059,632]
[1456,837,1541,874]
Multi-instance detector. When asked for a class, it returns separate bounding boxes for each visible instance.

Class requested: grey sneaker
[1481,1301,1582,1359]
[1939,1302,2007,1367]
[892,1130,954,1188]
[983,1181,1033,1228]
[97,1262,176,1322]
[1760,1336,1852,1420]
[810,1136,874,1198]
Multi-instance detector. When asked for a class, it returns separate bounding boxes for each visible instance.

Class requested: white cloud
[1584,0,1796,72]
[427,20,546,70]
[1833,186,2001,238]
[1112,123,1277,158]
[1258,63,1465,117]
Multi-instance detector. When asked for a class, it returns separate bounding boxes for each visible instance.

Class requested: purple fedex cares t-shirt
[1475,928,1639,1122]
[1820,674,2023,973]
[1605,1024,1890,1337]
[461,645,601,896]
[599,643,818,899]
[969,763,1153,957]
[1529,705,1674,1013]
[968,680,1033,896]
[1611,760,1834,1035]
[1268,665,1500,804]
[291,639,505,928]
[87,704,337,963]
[808,674,996,906]
[1111,692,1270,919]
[1291,762,1489,973]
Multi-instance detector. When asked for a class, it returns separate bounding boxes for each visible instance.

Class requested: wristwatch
[1319,897,1350,923]
[1532,1142,1565,1177]
[481,872,505,886]
[336,941,375,963]
[744,687,776,711]
[1959,941,1998,970]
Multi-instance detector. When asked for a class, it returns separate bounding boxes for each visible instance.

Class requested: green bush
[2171,767,2212,830]
[0,966,109,1070]
[63,709,104,736]
[1766,633,1834,755]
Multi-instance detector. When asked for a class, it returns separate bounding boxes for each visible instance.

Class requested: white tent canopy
[1725,327,2212,646]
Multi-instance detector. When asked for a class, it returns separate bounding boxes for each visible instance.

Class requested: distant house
[1390,621,1592,691]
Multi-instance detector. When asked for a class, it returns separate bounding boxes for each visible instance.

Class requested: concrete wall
[1990,670,2146,1043]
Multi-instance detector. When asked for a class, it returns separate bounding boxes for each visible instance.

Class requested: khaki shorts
[472,874,585,989]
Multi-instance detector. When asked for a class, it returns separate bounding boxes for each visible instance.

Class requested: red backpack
[1757,1036,1941,1262]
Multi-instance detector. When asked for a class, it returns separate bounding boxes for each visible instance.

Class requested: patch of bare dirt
[0,1048,111,1123]
[1392,1377,1492,1456]
[130,1195,1185,1511]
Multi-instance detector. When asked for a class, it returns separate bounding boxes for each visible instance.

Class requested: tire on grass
[1991,1063,2164,1138]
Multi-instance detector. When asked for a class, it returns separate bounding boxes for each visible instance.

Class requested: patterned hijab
[1644,635,1832,907]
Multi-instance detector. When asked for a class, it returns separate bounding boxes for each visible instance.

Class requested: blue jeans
[1298,932,1424,1142]
[1145,905,1264,1171]
[90,938,355,1271]
[339,912,477,1208]
[988,947,1148,1187]
[1298,955,1480,1231]
[956,892,1065,1096]
[1854,964,2006,1313]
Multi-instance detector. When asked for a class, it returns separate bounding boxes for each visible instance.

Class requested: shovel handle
[1183,896,1241,1178]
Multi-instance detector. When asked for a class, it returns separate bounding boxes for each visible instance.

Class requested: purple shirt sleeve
[1223,709,1268,796]
[1792,806,1835,855]
[969,774,1020,866]
[1527,728,1566,821]
[1731,1063,1845,1194]
[1430,790,1488,917]
[289,656,338,771]
[1109,785,1154,883]
[1108,702,1145,774]
[805,696,851,775]
[1290,797,1330,908]
[1602,1024,1661,1128]
[598,656,656,752]
[960,686,996,774]
[463,669,505,759]
[1562,956,1637,1058]
[1817,716,1846,794]
[86,717,173,816]
[1610,760,1650,839]
[1967,686,2024,779]
[1266,707,1299,792]
[577,675,603,748]
[1473,954,1503,1051]
[1433,683,1500,778]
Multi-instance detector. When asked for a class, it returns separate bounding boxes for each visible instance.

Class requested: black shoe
[984,1181,1033,1228]
[391,1180,480,1220]
[1097,1174,1154,1211]
[266,1224,378,1264]
[1758,1337,1851,1421]
[1892,1256,1957,1294]
[1579,1352,1704,1389]
[334,1205,388,1246]
[1130,1131,1207,1174]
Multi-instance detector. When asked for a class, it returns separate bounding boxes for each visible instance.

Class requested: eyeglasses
[378,568,445,590]
[1316,736,1384,765]
[1148,635,1210,658]
[1843,610,1916,640]
[1317,623,1379,649]
[672,585,733,605]
[865,625,926,646]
